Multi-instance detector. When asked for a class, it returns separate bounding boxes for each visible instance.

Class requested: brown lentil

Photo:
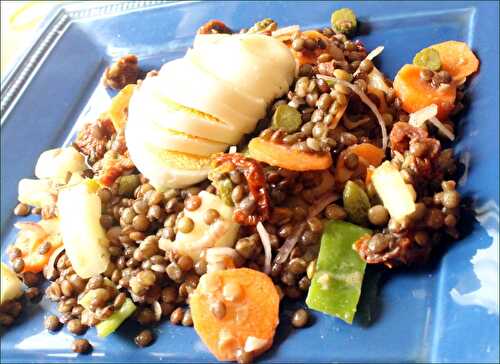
[181,309,193,326]
[13,258,25,273]
[72,338,92,354]
[170,307,184,325]
[292,308,309,328]
[325,204,347,220]
[44,315,61,331]
[185,195,201,211]
[132,215,150,231]
[288,258,307,274]
[67,318,86,335]
[177,255,194,272]
[135,329,154,347]
[368,205,390,226]
[166,263,183,282]
[14,203,30,216]
[203,208,220,225]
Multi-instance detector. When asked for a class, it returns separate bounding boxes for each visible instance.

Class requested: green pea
[248,18,277,34]
[343,181,370,225]
[118,175,140,197]
[413,47,442,71]
[215,178,234,206]
[331,8,357,35]
[271,104,302,133]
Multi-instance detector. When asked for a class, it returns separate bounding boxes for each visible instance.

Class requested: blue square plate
[1,1,499,362]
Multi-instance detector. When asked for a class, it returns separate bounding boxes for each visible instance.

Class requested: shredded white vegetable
[228,145,237,154]
[256,222,272,275]
[353,46,384,78]
[429,116,455,141]
[409,104,438,128]
[317,75,388,150]
[271,25,300,38]
[274,223,307,265]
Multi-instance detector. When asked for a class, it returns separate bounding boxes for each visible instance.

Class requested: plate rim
[0,1,187,124]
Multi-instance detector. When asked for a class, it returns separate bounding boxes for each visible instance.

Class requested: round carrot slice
[335,143,385,183]
[248,137,332,171]
[431,40,479,81]
[290,30,331,65]
[190,268,280,361]
[394,64,456,120]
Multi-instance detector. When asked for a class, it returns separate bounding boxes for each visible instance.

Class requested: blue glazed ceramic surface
[1,1,498,363]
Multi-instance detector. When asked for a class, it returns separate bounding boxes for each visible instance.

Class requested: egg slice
[193,34,296,103]
[128,91,228,156]
[125,112,211,190]
[158,58,265,133]
[133,78,244,144]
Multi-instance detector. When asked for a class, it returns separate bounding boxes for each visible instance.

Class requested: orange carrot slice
[109,84,135,130]
[248,137,332,171]
[289,30,330,65]
[394,64,456,120]
[335,143,385,184]
[431,41,479,81]
[190,268,280,361]
[14,219,63,273]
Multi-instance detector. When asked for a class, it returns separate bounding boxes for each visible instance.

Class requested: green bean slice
[271,104,302,133]
[413,47,442,71]
[331,8,357,35]
[343,181,371,225]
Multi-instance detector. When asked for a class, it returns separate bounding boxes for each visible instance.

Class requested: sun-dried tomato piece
[197,20,232,35]
[214,154,270,225]
[389,121,428,153]
[94,150,135,187]
[354,231,432,268]
[103,54,140,90]
[74,118,116,164]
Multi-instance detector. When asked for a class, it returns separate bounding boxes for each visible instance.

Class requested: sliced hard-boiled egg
[193,34,296,103]
[158,58,265,133]
[128,96,228,156]
[131,78,243,144]
[125,116,211,190]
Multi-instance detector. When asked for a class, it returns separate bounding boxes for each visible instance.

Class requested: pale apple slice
[125,119,211,190]
[57,181,110,279]
[18,178,55,208]
[162,191,239,261]
[1,263,24,304]
[371,161,416,221]
[157,58,264,133]
[35,147,86,182]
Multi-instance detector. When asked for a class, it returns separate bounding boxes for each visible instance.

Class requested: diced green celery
[305,220,371,324]
[96,298,136,337]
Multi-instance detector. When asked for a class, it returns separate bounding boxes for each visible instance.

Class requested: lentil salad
[0,7,479,363]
